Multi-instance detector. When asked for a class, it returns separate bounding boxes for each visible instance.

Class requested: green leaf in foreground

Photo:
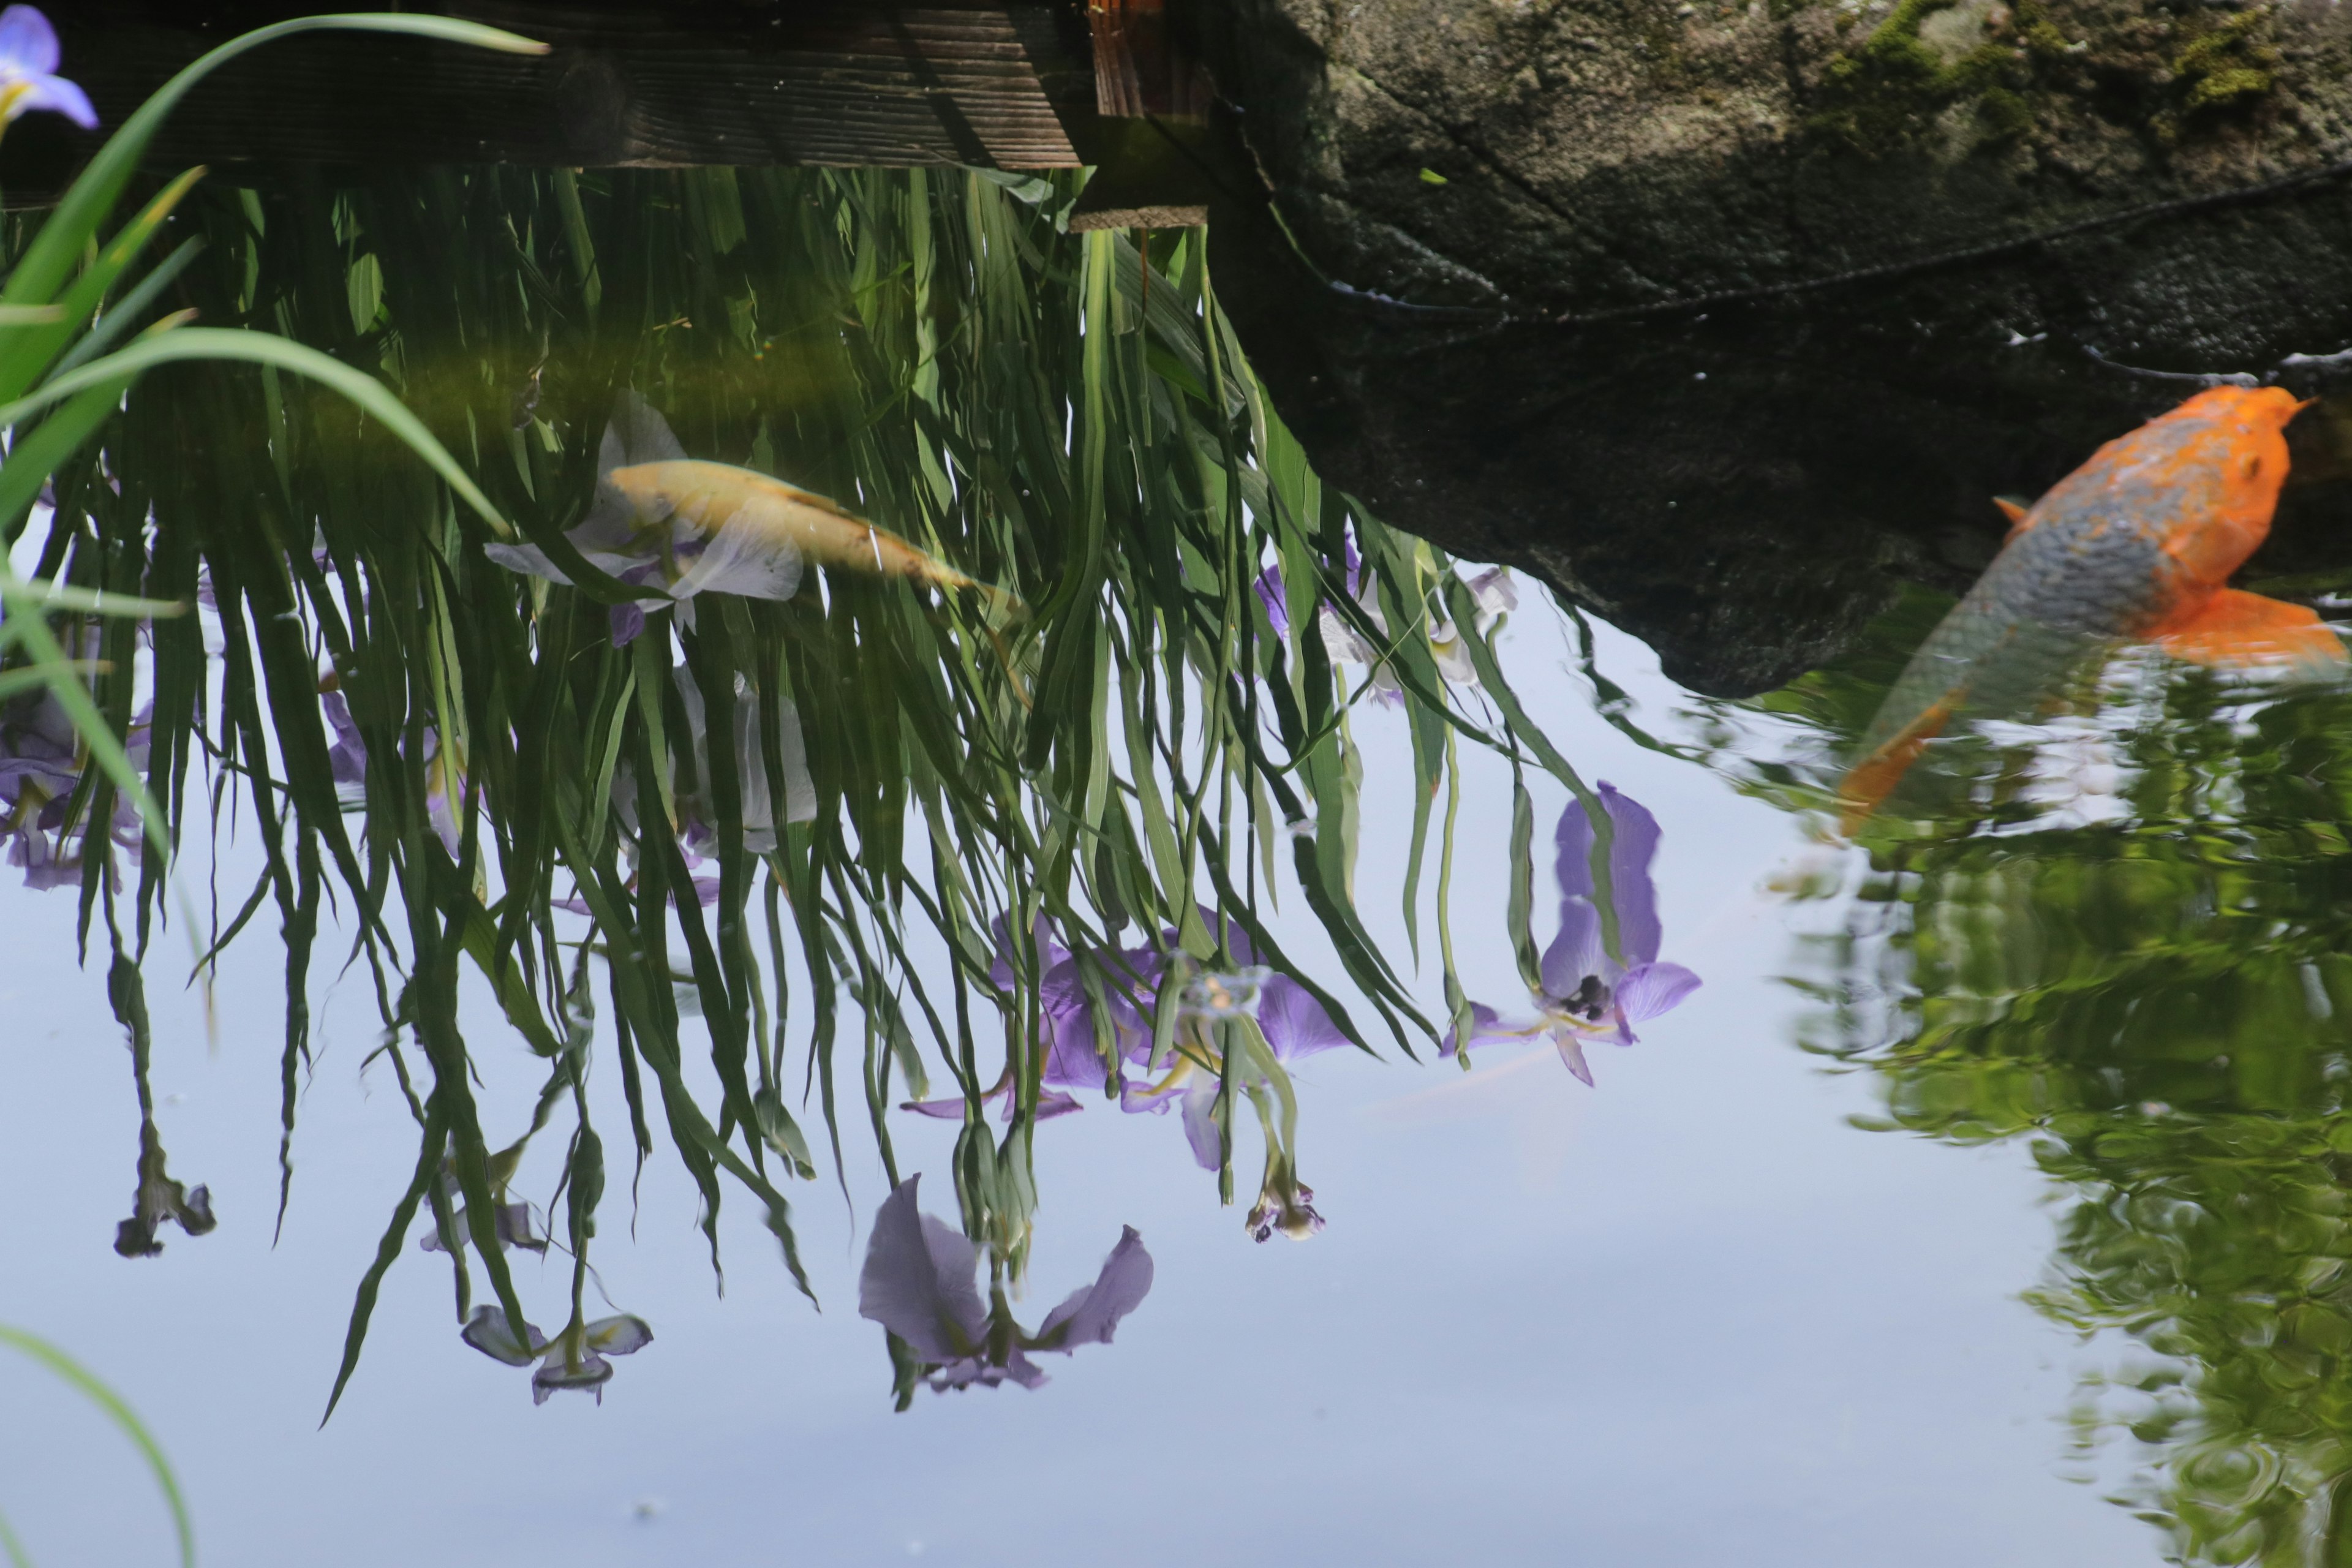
[0,1324,195,1568]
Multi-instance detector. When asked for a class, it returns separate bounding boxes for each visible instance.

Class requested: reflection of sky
[0,603,2146,1566]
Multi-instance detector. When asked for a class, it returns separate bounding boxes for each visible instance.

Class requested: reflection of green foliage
[6,157,1596,1403]
[1752,584,2352,1562]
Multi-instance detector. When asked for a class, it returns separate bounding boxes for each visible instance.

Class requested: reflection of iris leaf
[35,154,1588,1420]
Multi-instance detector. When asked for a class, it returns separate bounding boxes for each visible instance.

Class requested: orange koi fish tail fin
[2152,588,2348,676]
[1836,698,1955,835]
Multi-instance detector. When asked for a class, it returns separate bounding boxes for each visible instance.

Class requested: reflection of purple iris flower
[1121,963,1350,1170]
[320,690,368,787]
[0,8,97,130]
[1254,530,1517,703]
[1445,782,1702,1085]
[1254,530,1364,642]
[903,922,1156,1121]
[0,687,151,890]
[857,1175,1152,1393]
[903,918,1350,1144]
[461,1304,655,1405]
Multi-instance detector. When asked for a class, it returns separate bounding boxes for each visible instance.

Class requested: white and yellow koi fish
[486,394,1022,629]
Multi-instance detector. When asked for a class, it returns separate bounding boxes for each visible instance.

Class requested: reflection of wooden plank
[42,2,1090,172]
[1086,0,1210,121]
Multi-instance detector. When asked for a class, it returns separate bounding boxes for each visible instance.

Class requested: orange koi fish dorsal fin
[1836,697,1955,835]
[1994,496,2030,535]
[2151,587,2348,674]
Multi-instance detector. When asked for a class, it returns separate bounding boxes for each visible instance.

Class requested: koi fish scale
[1841,386,2343,827]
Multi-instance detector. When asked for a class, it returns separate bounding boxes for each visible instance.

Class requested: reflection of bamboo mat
[47,4,1086,173]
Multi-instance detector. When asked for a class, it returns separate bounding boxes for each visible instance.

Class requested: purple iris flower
[857,1174,1152,1393]
[460,1304,654,1405]
[0,8,96,130]
[1444,782,1702,1085]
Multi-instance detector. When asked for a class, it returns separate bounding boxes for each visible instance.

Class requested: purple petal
[1032,943,1162,1090]
[1438,1001,1510,1057]
[1437,1003,1480,1057]
[1616,960,1702,1024]
[1539,897,1610,1000]
[1466,565,1518,624]
[18,72,92,128]
[0,7,59,77]
[1256,976,1349,1060]
[10,830,78,890]
[1178,1077,1223,1170]
[857,1175,986,1362]
[925,1356,989,1390]
[1029,1225,1153,1352]
[609,601,647,647]
[989,914,1072,993]
[1039,993,1114,1093]
[1178,908,1261,967]
[1119,1075,1180,1115]
[1553,1032,1596,1087]
[1555,783,1664,968]
[493,1202,548,1253]
[1254,565,1290,639]
[903,1084,1079,1120]
[583,1314,654,1356]
[531,1351,613,1404]
[320,692,368,786]
[460,1305,547,1367]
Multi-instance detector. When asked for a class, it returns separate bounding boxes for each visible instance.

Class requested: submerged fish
[1839,386,2346,827]
[486,394,1019,639]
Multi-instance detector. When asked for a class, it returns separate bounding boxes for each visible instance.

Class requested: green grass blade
[0,1325,195,1568]
[0,168,206,405]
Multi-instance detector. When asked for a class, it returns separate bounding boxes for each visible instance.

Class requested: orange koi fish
[1839,386,2345,828]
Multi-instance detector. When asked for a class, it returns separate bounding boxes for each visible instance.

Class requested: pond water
[3,107,2348,1568]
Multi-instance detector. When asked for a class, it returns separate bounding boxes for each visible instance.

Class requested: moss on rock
[1806,0,2052,152]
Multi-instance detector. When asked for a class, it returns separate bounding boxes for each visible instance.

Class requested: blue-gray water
[0,611,2146,1567]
